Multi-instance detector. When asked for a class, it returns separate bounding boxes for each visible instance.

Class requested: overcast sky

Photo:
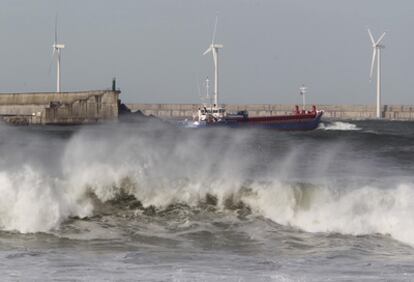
[0,0,413,105]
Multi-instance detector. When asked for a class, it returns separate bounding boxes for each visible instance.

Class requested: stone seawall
[0,90,120,125]
[126,103,414,121]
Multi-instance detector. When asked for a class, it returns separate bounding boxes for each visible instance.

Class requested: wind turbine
[368,28,386,119]
[203,16,223,109]
[52,16,65,93]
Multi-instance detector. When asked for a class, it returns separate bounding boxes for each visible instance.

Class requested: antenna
[196,76,202,100]
[299,85,307,111]
[205,76,213,112]
[205,76,210,100]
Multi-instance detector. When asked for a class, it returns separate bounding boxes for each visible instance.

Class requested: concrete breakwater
[0,90,120,125]
[126,103,414,121]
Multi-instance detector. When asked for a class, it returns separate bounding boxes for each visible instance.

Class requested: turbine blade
[203,46,212,55]
[54,14,58,44]
[369,48,376,81]
[211,15,218,44]
[367,28,375,45]
[375,32,386,45]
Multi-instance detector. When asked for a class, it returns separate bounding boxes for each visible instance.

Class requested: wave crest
[1,122,413,247]
[319,121,361,131]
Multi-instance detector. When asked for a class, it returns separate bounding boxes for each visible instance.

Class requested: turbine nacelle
[368,29,386,48]
[53,44,65,49]
[372,43,385,50]
[203,44,223,55]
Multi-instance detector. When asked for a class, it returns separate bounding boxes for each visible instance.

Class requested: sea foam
[319,121,361,131]
[0,121,413,247]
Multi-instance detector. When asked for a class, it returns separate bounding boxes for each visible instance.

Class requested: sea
[0,116,413,281]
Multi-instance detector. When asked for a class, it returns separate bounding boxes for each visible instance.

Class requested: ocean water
[0,117,414,281]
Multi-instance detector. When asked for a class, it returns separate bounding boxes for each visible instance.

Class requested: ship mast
[299,85,307,111]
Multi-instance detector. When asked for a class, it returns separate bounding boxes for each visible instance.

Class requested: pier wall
[0,90,120,125]
[126,103,414,121]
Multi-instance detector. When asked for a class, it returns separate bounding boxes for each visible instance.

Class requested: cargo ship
[189,104,323,130]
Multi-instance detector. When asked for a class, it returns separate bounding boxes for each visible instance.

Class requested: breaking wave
[319,121,361,131]
[0,121,413,247]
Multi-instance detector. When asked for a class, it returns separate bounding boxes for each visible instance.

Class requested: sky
[0,0,413,105]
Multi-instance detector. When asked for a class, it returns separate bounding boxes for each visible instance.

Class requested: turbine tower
[368,28,385,119]
[203,16,223,108]
[52,17,65,93]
